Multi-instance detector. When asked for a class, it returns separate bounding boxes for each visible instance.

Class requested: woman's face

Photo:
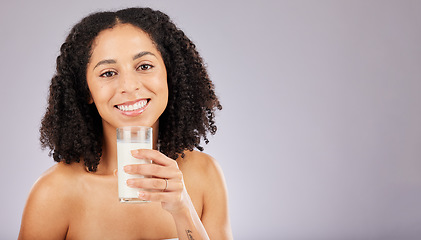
[86,24,168,132]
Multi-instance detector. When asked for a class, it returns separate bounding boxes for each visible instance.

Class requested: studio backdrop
[1,1,421,239]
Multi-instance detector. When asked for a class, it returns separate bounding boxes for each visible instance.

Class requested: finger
[131,149,178,168]
[124,164,182,179]
[137,190,182,202]
[127,178,183,191]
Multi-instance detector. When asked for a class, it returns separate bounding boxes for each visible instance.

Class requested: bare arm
[200,156,233,240]
[170,193,211,240]
[170,155,233,240]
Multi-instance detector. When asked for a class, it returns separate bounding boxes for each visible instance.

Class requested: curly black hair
[40,7,222,172]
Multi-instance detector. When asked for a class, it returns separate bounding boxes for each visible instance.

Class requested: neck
[96,121,159,175]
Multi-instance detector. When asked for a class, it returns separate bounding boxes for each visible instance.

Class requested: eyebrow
[133,51,156,60]
[93,59,116,70]
[93,51,156,70]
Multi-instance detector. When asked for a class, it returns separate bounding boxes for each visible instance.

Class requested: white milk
[117,141,152,202]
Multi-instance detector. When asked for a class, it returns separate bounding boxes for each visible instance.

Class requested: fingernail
[131,150,138,155]
[138,191,145,199]
[126,179,134,187]
[124,165,132,172]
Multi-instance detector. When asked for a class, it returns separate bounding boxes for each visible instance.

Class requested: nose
[118,72,140,94]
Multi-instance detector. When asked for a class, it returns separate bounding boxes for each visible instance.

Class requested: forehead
[89,23,159,59]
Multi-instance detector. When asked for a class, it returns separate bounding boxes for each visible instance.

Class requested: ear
[88,94,94,104]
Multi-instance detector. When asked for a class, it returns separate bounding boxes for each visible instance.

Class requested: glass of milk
[116,126,152,203]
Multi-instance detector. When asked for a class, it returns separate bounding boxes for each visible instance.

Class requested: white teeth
[117,100,147,112]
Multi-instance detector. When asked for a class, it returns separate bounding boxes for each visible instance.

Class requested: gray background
[1,0,421,239]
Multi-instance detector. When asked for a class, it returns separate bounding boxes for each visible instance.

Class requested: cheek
[150,71,168,100]
[89,83,113,104]
[87,72,108,101]
[159,72,169,97]
[86,74,97,101]
[159,79,169,104]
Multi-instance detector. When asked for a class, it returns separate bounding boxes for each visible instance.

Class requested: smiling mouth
[115,99,149,112]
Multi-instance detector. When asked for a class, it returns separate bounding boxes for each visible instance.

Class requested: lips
[115,99,149,115]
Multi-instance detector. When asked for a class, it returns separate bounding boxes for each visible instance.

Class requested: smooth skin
[19,24,232,240]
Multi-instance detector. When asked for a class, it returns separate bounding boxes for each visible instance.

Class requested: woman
[19,7,232,240]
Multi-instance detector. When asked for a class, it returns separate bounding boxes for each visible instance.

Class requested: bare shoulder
[178,150,227,197]
[29,162,84,200]
[178,150,224,182]
[19,162,84,240]
[178,150,221,171]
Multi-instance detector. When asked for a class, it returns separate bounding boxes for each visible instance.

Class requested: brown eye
[100,71,117,78]
[138,64,153,71]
